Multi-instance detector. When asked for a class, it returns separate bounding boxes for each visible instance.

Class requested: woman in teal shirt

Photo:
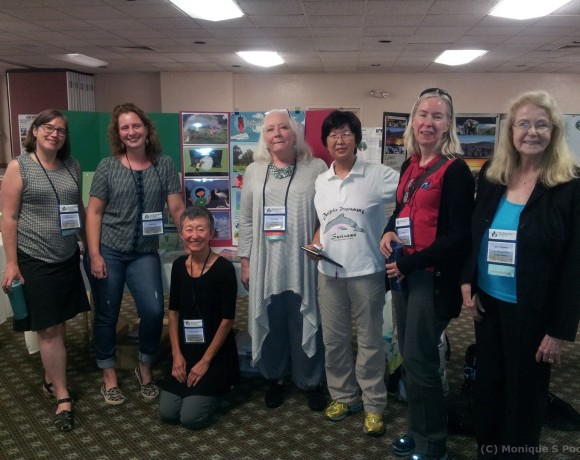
[462,90,580,459]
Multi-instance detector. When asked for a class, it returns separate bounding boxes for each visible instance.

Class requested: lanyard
[261,160,297,231]
[125,154,165,199]
[189,249,212,319]
[33,152,79,207]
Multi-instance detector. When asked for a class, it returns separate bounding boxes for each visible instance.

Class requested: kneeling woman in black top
[160,206,239,429]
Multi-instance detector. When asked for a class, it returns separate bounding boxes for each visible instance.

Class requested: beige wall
[126,71,580,126]
[94,73,162,113]
[160,72,234,113]
[3,70,580,164]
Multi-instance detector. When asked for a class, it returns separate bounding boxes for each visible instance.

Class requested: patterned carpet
[0,295,578,460]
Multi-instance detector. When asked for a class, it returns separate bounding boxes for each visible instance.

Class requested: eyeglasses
[513,120,552,133]
[419,87,453,103]
[327,131,354,141]
[41,124,67,137]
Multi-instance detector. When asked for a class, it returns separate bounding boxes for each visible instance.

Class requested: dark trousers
[392,271,449,457]
[475,291,551,460]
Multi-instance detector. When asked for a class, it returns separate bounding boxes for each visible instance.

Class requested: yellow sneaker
[324,400,363,421]
[363,412,385,437]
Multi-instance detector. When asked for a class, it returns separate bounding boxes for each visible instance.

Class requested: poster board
[181,112,231,246]
[382,112,409,172]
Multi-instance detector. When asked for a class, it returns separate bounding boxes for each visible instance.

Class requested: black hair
[180,205,215,232]
[321,111,362,151]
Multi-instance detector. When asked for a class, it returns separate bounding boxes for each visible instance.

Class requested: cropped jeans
[91,245,164,369]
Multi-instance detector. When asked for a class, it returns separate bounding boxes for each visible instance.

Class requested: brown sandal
[54,398,74,432]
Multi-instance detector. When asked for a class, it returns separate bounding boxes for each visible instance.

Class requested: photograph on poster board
[211,210,232,241]
[184,177,230,209]
[382,113,409,172]
[230,112,265,143]
[183,146,230,174]
[456,115,497,159]
[182,112,228,145]
[231,142,257,173]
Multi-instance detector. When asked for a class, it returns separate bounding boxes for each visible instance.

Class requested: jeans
[91,245,164,369]
[257,291,324,390]
[159,390,218,430]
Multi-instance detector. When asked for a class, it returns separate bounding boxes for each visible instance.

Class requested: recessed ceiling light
[169,0,244,22]
[489,0,572,20]
[236,51,284,68]
[49,53,108,68]
[435,50,487,66]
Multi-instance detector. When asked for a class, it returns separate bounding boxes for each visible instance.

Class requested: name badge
[263,206,286,240]
[488,263,515,278]
[489,229,517,241]
[487,241,516,264]
[486,228,517,277]
[395,217,413,246]
[59,204,81,236]
[142,212,164,236]
[183,319,205,344]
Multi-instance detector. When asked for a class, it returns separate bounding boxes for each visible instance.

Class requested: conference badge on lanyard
[263,206,286,240]
[486,229,517,278]
[183,319,205,344]
[395,217,413,247]
[59,204,81,236]
[142,212,164,236]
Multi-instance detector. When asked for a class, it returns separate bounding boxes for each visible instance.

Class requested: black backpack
[447,344,476,435]
[447,343,580,435]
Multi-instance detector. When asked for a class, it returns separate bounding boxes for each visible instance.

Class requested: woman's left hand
[386,261,404,280]
[535,334,562,365]
[187,358,209,387]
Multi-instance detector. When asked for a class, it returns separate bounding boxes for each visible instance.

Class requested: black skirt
[13,247,90,332]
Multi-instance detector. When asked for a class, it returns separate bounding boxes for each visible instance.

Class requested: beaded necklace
[269,162,295,179]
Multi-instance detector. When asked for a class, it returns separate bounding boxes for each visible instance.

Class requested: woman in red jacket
[380,88,474,460]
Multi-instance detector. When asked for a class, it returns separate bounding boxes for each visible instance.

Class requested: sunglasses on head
[419,87,453,103]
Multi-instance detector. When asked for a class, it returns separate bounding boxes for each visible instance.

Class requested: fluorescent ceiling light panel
[435,50,487,66]
[50,53,108,68]
[237,51,284,68]
[489,0,572,20]
[170,0,243,21]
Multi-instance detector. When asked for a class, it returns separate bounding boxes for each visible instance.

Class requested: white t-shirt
[314,158,399,278]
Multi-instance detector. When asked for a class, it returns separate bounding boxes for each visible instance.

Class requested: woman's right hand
[240,257,250,291]
[461,283,484,321]
[1,262,24,293]
[90,254,108,279]
[379,231,401,259]
[172,353,187,384]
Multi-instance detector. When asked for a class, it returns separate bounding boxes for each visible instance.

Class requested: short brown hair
[23,109,70,160]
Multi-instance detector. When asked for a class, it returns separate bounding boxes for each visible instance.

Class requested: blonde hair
[487,90,578,187]
[403,90,463,156]
[254,109,313,162]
